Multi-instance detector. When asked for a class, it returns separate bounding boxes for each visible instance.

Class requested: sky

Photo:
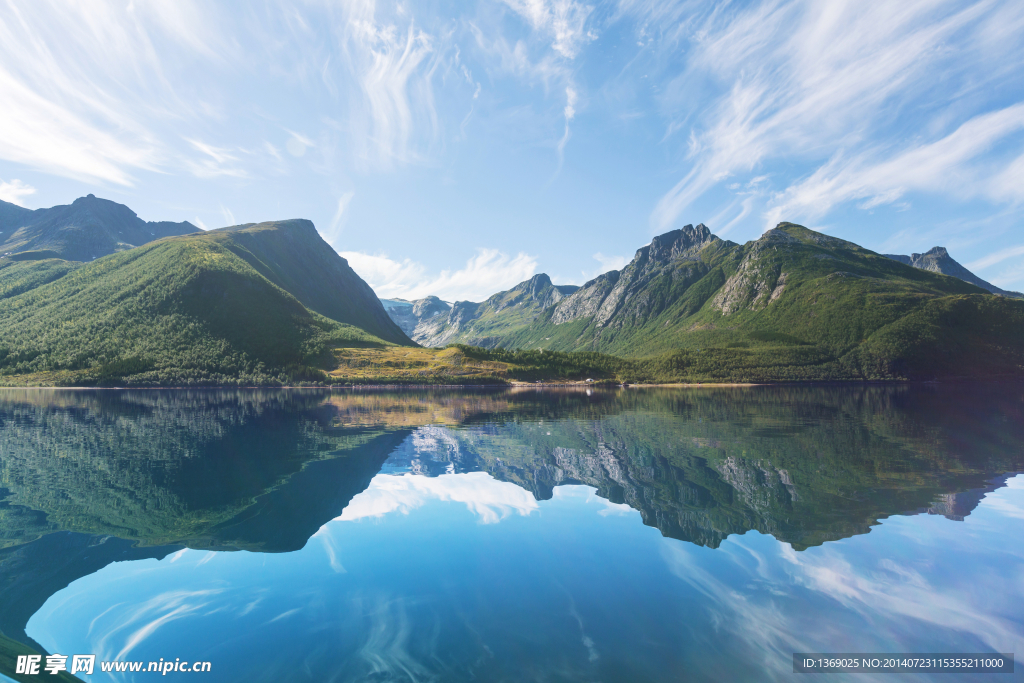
[1,0,1022,301]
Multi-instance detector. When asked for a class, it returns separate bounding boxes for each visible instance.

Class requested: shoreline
[0,378,1018,390]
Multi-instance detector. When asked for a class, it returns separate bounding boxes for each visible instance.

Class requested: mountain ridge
[0,194,199,261]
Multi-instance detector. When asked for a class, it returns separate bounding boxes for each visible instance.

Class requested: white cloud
[0,179,36,206]
[285,130,314,157]
[766,103,1024,225]
[645,0,1024,232]
[502,0,595,59]
[184,139,249,179]
[592,252,628,272]
[339,472,539,524]
[560,252,630,286]
[563,85,577,121]
[556,85,578,161]
[340,247,538,301]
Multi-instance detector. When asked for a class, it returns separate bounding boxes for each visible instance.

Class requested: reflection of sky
[25,475,1024,683]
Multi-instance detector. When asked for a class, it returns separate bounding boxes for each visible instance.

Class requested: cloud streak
[340,247,538,301]
[334,0,443,169]
[0,0,226,184]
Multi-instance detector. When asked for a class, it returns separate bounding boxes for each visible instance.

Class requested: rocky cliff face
[553,223,730,327]
[884,247,1021,297]
[0,194,199,261]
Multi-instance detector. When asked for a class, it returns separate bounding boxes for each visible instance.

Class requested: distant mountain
[884,247,1022,298]
[381,296,452,338]
[432,223,1024,380]
[0,218,413,385]
[0,194,199,261]
[382,274,579,347]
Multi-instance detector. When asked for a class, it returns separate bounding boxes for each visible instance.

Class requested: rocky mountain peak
[413,295,450,318]
[916,246,948,259]
[640,223,717,265]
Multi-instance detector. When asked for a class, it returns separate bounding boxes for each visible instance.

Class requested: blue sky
[1,0,1022,301]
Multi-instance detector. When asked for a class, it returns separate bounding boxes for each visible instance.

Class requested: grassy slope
[209,220,411,345]
[0,229,395,386]
[0,257,80,301]
[492,225,1024,381]
[327,345,623,384]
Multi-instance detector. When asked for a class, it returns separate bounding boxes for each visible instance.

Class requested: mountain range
[381,223,1024,380]
[390,226,1022,350]
[0,195,1022,384]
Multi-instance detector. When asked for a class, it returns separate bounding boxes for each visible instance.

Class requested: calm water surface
[0,385,1021,682]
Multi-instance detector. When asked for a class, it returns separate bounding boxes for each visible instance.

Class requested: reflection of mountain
[0,389,409,551]
[1,385,1021,554]
[382,384,1024,549]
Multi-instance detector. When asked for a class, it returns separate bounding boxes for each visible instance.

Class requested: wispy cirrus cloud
[183,139,249,179]
[502,0,596,59]
[0,0,225,185]
[643,0,1024,233]
[331,0,444,170]
[340,247,538,301]
[765,103,1024,226]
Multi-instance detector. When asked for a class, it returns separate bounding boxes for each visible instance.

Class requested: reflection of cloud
[91,589,223,661]
[340,472,538,524]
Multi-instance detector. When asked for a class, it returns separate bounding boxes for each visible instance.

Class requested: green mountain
[0,194,198,261]
[427,223,1024,380]
[884,246,1022,297]
[0,219,413,385]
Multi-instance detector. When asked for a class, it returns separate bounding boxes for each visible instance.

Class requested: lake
[0,385,1021,682]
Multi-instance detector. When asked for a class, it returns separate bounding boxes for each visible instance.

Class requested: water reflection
[0,385,1021,681]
